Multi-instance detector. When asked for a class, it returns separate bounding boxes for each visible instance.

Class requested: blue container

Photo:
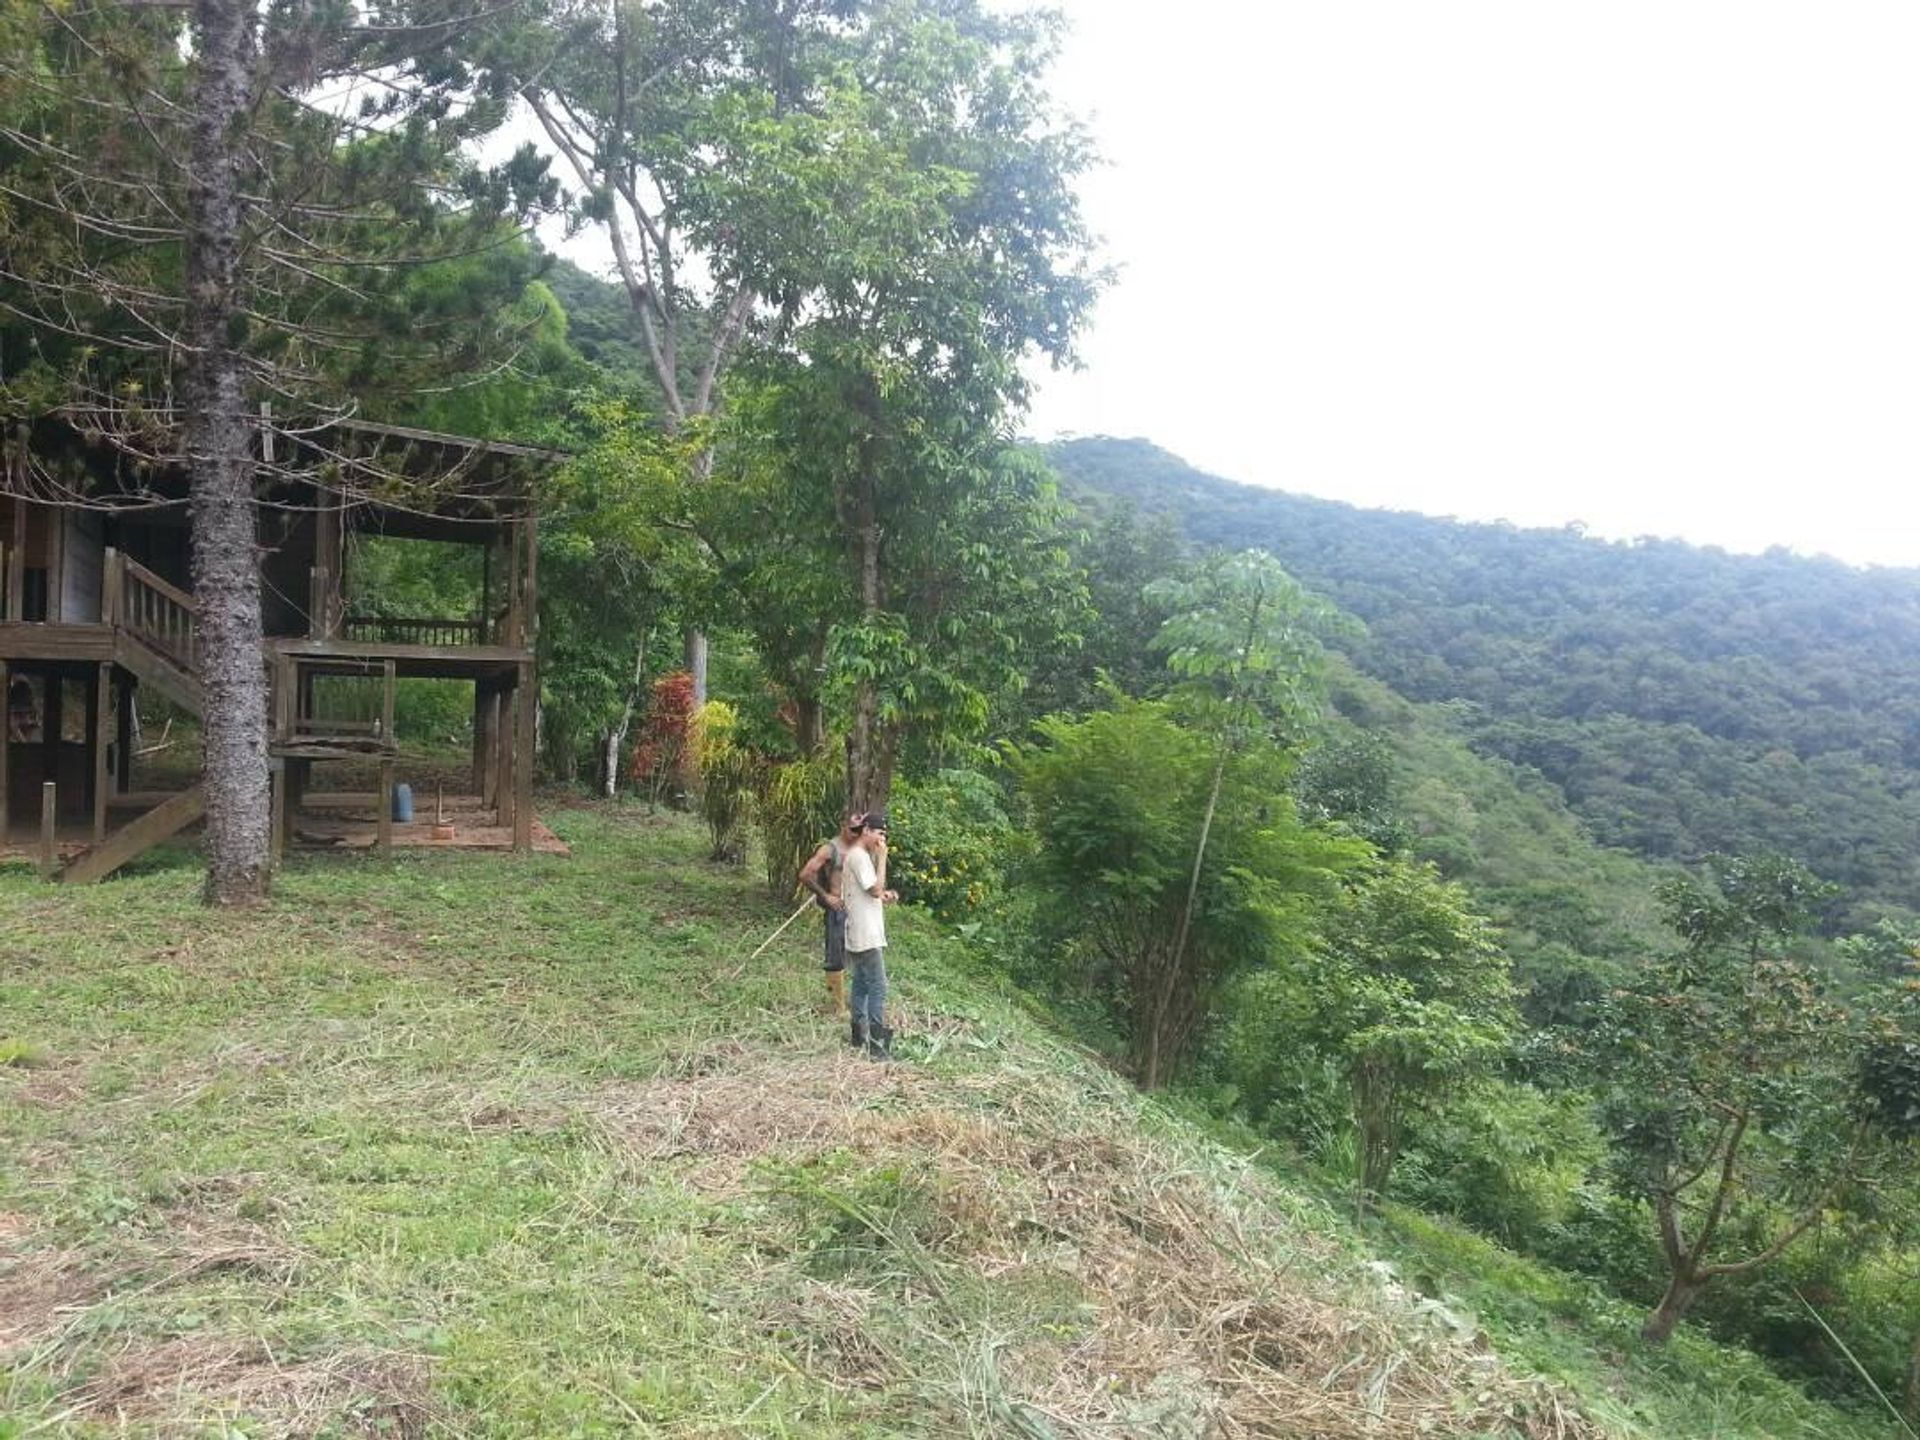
[392,782,413,823]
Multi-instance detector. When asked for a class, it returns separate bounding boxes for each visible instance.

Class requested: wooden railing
[104,549,197,669]
[341,615,491,648]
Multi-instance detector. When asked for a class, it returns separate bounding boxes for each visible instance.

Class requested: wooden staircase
[57,552,207,883]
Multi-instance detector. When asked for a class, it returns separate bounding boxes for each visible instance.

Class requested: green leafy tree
[1020,696,1364,1088]
[1148,551,1342,1040]
[1596,855,1920,1343]
[1311,859,1512,1206]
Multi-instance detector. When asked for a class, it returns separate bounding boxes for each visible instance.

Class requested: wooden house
[0,416,557,881]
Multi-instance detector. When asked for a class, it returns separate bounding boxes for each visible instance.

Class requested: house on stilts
[0,415,560,881]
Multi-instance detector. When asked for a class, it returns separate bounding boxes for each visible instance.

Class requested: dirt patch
[0,1243,104,1355]
[72,1335,438,1436]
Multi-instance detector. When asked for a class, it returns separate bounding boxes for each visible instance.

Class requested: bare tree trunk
[185,0,269,907]
[604,636,647,798]
[684,629,708,709]
[1641,1272,1703,1344]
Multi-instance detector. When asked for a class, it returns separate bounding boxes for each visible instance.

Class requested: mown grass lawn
[0,805,1902,1438]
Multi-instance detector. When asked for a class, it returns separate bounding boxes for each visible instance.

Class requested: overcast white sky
[1024,2,1920,567]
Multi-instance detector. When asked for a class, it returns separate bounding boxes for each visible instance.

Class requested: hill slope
[0,816,1895,1437]
[1049,437,1920,929]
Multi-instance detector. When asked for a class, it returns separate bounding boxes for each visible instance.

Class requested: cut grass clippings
[0,803,1899,1437]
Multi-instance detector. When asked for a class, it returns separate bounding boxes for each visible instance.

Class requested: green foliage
[1050,435,1920,933]
[887,769,1024,924]
[1594,854,1914,1341]
[1396,1081,1609,1250]
[1019,697,1365,1086]
[1290,858,1513,1204]
[755,751,846,904]
[694,702,755,865]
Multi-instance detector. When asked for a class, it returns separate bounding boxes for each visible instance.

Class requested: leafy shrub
[1393,1081,1605,1250]
[695,701,756,865]
[888,768,1025,924]
[630,670,696,807]
[756,750,845,903]
[1018,697,1363,1087]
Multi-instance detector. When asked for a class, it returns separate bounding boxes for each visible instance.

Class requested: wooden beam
[92,662,110,841]
[270,758,286,868]
[61,784,204,885]
[46,508,64,623]
[0,623,116,662]
[0,660,10,836]
[38,781,56,880]
[512,663,533,853]
[380,658,396,746]
[377,759,394,854]
[6,497,25,621]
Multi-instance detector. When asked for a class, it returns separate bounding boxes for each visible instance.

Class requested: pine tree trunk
[1641,1273,1703,1343]
[185,0,269,907]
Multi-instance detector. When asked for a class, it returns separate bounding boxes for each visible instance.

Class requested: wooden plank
[6,498,24,622]
[61,784,204,885]
[102,548,124,628]
[377,759,394,854]
[270,759,286,868]
[380,659,396,746]
[92,662,110,841]
[39,781,56,880]
[0,660,9,834]
[0,623,116,662]
[46,509,64,623]
[521,514,538,650]
[115,675,133,792]
[512,663,533,853]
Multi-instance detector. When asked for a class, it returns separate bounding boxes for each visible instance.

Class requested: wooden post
[7,497,25,621]
[114,674,133,793]
[470,678,492,794]
[521,515,538,651]
[0,659,10,835]
[380,659,396,746]
[377,759,394,854]
[92,663,110,841]
[43,671,62,776]
[102,547,122,628]
[38,781,56,880]
[46,509,64,623]
[270,758,286,868]
[512,662,534,853]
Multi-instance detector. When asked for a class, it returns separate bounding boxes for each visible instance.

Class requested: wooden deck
[0,621,114,661]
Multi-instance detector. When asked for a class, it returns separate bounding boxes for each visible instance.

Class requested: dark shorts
[823,906,847,973]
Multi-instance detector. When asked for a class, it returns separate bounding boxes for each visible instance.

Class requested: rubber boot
[823,968,847,1017]
[850,1015,868,1051]
[866,1022,894,1062]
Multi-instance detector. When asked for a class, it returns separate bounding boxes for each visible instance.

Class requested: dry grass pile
[0,1208,431,1436]
[599,1041,1603,1439]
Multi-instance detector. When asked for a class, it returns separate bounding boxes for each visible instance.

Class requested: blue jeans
[848,947,887,1029]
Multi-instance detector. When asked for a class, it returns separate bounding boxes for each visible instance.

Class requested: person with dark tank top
[797,810,867,1016]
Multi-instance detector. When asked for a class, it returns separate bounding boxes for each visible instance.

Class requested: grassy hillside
[0,813,1895,1437]
[1048,436,1920,930]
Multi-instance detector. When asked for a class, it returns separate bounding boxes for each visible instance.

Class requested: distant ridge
[1048,435,1920,930]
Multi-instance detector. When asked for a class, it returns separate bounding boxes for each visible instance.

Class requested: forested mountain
[1049,437,1920,931]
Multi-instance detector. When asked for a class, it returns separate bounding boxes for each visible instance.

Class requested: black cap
[862,808,888,832]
